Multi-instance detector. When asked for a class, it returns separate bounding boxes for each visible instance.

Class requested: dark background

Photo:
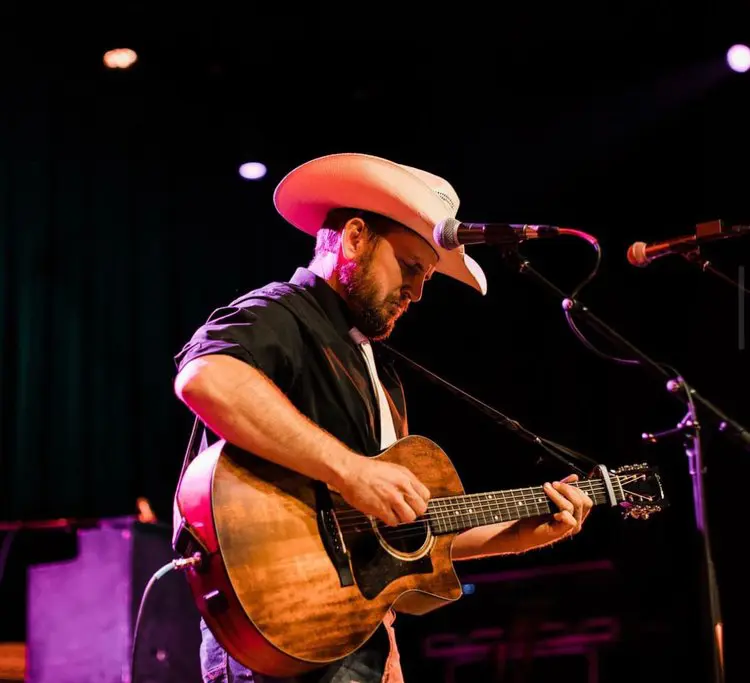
[1,8,749,683]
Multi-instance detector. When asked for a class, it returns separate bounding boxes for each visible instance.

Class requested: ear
[341,217,368,260]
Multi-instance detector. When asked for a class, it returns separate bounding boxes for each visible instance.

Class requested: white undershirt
[349,327,398,449]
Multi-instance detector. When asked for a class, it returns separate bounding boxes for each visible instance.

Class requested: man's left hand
[516,474,594,545]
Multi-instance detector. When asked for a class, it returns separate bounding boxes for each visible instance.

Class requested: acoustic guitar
[174,434,666,677]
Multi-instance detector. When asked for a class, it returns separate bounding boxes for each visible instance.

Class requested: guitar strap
[171,414,209,556]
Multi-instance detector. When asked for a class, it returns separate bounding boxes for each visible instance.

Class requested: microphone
[434,217,561,251]
[626,220,750,267]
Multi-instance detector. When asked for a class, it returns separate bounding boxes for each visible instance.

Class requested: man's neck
[308,255,345,299]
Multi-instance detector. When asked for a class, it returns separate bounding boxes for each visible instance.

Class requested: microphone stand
[678,249,750,303]
[495,243,739,683]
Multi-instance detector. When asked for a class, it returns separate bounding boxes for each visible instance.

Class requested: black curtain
[0,66,284,523]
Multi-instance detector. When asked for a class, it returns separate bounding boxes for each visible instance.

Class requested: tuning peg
[616,463,650,472]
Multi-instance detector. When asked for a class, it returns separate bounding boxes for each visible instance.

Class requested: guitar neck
[427,478,623,535]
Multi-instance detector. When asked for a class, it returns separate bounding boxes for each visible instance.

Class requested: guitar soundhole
[376,520,431,557]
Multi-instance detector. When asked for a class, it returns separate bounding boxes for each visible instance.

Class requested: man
[173,153,593,682]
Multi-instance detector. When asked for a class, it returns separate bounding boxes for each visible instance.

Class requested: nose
[406,274,427,303]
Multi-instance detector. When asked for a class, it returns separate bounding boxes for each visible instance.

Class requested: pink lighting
[727,44,750,73]
[239,162,267,180]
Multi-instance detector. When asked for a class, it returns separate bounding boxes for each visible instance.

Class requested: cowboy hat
[272,153,487,295]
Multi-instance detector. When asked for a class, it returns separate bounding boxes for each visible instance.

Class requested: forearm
[175,354,357,488]
[451,521,558,561]
[451,522,520,561]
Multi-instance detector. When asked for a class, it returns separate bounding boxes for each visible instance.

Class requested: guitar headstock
[611,463,667,520]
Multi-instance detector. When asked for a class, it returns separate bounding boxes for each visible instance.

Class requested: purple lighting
[239,161,267,180]
[727,44,750,73]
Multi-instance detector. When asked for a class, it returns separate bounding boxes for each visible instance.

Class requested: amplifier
[26,517,202,683]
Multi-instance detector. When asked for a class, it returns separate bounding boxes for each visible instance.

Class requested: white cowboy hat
[272,153,487,295]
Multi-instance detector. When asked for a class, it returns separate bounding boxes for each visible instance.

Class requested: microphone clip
[492,240,531,273]
[678,220,732,267]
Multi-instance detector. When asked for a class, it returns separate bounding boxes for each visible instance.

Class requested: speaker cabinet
[26,517,202,683]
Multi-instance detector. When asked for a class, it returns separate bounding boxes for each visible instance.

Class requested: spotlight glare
[239,162,267,180]
[727,44,750,73]
[104,48,138,69]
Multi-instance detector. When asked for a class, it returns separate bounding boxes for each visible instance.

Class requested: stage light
[103,48,138,69]
[727,44,750,73]
[239,162,267,180]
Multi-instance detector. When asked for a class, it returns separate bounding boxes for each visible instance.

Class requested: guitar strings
[336,517,580,544]
[333,485,609,526]
[331,483,623,543]
[331,472,651,527]
[331,480,625,537]
[334,494,609,544]
[333,500,607,537]
[331,479,616,526]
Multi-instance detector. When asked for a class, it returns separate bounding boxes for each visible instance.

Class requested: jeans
[199,612,402,683]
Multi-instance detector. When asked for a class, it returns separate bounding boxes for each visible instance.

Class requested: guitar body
[176,435,466,676]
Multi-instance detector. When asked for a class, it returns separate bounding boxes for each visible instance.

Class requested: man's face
[339,220,438,340]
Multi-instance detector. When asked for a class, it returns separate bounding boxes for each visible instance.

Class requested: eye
[398,258,420,275]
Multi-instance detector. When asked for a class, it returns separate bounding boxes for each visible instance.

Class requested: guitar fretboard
[427,480,619,535]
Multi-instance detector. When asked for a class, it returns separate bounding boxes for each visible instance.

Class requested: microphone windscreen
[627,241,648,267]
[433,218,461,250]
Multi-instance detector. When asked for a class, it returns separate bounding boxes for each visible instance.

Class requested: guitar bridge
[315,485,354,588]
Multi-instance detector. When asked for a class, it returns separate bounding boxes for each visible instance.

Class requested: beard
[339,247,408,341]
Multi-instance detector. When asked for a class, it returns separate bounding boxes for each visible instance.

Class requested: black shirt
[175,267,408,455]
[174,266,408,681]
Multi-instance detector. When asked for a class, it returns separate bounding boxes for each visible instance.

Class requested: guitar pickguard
[344,522,434,600]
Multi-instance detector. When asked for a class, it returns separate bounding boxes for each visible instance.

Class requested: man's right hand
[334,456,431,527]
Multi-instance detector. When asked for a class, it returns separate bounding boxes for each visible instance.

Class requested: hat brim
[273,153,487,295]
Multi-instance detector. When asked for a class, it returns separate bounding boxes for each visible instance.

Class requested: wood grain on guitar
[174,434,666,677]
